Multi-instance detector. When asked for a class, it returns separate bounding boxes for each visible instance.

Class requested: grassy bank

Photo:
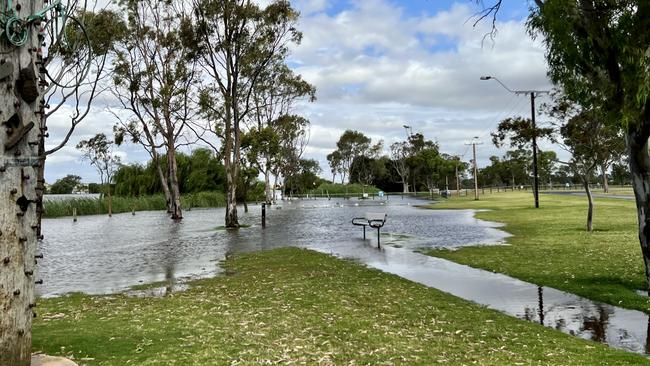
[426,192,650,313]
[43,191,226,218]
[33,248,647,365]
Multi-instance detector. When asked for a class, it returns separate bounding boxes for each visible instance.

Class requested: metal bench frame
[352,213,387,248]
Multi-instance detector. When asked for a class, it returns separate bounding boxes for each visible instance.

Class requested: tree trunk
[264,169,271,204]
[628,127,650,294]
[601,163,609,193]
[273,174,279,202]
[403,182,409,193]
[223,98,239,228]
[167,147,182,220]
[225,168,239,227]
[154,154,172,214]
[582,177,594,232]
[0,6,43,362]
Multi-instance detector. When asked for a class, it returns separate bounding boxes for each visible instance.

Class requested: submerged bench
[352,212,387,248]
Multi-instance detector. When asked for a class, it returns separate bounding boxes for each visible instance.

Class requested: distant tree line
[328,130,469,194]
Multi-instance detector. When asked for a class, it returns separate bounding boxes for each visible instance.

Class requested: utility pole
[465,137,482,200]
[480,76,549,208]
[0,0,46,364]
[530,92,540,208]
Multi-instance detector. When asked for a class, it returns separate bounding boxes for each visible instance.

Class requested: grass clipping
[34,248,648,365]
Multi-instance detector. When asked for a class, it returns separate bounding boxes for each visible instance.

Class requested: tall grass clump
[43,191,226,218]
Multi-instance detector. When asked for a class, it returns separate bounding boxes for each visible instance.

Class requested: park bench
[352,212,387,248]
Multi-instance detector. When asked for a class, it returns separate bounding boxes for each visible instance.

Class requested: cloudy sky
[45,0,554,183]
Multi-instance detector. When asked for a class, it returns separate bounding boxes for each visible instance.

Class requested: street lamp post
[480,76,549,208]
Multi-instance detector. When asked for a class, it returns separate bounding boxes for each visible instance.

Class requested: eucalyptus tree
[191,0,301,227]
[331,130,371,184]
[112,0,198,220]
[274,114,311,197]
[545,94,625,231]
[390,141,411,193]
[326,150,344,183]
[350,141,384,187]
[415,144,443,196]
[246,62,315,203]
[77,133,121,216]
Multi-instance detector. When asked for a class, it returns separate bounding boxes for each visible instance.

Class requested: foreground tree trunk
[0,3,43,362]
[403,182,409,193]
[628,128,650,294]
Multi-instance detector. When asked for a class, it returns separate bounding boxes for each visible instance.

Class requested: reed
[43,192,227,218]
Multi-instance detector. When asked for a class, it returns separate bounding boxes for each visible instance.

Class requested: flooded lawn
[37,197,650,355]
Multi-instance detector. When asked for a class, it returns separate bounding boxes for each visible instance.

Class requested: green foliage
[491,117,554,149]
[49,175,82,194]
[78,9,127,56]
[611,163,631,185]
[43,192,226,218]
[527,1,649,128]
[33,248,649,365]
[114,149,227,197]
[284,158,322,194]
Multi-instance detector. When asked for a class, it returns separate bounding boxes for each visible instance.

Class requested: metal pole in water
[261,202,266,228]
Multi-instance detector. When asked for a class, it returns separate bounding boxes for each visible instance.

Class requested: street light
[481,75,549,208]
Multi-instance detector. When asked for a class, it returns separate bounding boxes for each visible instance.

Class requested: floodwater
[38,197,650,355]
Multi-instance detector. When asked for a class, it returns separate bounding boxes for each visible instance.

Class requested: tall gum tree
[112,0,198,220]
[247,62,315,203]
[191,0,301,228]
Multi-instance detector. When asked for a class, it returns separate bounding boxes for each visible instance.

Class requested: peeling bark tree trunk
[167,146,182,220]
[0,3,44,363]
[628,128,650,295]
[582,177,594,232]
[224,96,239,228]
[154,155,172,214]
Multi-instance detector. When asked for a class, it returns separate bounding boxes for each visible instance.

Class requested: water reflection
[37,197,650,355]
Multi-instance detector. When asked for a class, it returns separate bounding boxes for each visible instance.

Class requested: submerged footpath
[33,248,649,365]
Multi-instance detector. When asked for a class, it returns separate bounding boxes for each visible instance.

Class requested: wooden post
[73,207,77,222]
[0,1,45,363]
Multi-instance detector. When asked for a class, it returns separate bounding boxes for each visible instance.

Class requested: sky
[44,0,555,184]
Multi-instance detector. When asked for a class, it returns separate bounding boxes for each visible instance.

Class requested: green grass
[43,192,226,218]
[33,248,648,365]
[425,191,650,314]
